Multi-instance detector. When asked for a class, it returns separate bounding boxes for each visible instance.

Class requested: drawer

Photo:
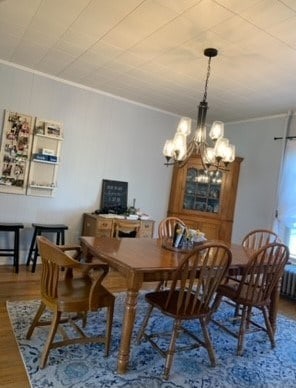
[139,221,154,238]
[83,217,96,236]
[96,229,112,237]
[97,219,113,230]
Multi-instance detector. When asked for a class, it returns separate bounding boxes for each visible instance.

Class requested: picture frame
[45,121,63,138]
[0,110,34,194]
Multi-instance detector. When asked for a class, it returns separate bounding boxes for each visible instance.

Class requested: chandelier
[163,48,235,170]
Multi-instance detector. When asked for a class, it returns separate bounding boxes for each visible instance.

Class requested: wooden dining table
[80,236,281,374]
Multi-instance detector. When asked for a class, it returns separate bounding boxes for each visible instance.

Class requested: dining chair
[136,242,232,380]
[229,229,281,316]
[210,242,289,356]
[158,216,186,240]
[242,229,280,250]
[26,236,115,368]
[157,217,187,290]
[114,221,140,238]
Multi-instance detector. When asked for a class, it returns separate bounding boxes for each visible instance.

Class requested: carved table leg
[117,289,139,373]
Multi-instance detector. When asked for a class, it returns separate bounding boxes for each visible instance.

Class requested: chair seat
[217,283,270,307]
[56,278,114,312]
[32,223,68,230]
[146,290,209,318]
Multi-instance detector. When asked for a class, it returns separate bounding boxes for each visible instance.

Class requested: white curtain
[276,139,296,257]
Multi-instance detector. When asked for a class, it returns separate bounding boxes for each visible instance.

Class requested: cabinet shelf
[32,159,59,165]
[34,133,63,141]
[29,184,55,190]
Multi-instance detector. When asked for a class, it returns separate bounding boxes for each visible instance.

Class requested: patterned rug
[6,292,296,388]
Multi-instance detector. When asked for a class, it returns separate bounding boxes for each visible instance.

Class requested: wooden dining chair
[114,221,140,238]
[136,242,232,380]
[229,229,281,316]
[158,216,186,240]
[26,236,115,368]
[210,242,289,356]
[242,229,280,250]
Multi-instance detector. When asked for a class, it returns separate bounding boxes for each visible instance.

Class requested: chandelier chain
[202,56,212,103]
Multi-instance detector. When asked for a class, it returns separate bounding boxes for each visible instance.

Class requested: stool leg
[56,231,65,245]
[31,230,41,273]
[26,228,38,266]
[14,229,20,274]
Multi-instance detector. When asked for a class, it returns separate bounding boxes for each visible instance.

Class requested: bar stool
[0,223,24,273]
[26,223,68,273]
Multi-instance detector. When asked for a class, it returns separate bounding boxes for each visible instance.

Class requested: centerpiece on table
[162,223,207,252]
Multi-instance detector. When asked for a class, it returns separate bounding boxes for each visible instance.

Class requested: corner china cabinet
[167,155,242,243]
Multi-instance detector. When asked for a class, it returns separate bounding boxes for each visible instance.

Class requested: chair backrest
[236,242,289,305]
[166,242,232,317]
[242,229,279,251]
[158,217,186,239]
[37,236,80,301]
[114,221,140,238]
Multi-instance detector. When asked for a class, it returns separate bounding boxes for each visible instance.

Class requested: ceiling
[1,0,296,123]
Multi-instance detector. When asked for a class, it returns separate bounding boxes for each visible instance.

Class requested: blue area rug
[7,292,296,388]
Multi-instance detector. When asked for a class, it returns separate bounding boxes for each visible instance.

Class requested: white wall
[0,61,292,262]
[225,114,288,243]
[0,62,178,263]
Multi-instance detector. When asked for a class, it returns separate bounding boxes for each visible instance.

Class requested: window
[276,139,296,263]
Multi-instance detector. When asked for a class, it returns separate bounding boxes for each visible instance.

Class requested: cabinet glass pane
[183,168,222,213]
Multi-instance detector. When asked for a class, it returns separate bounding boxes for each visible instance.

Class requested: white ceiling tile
[241,0,295,29]
[10,40,50,67]
[153,0,202,14]
[281,0,296,12]
[0,0,41,26]
[37,49,76,74]
[214,0,262,13]
[212,15,262,44]
[102,0,179,50]
[182,0,234,29]
[0,35,20,60]
[68,0,144,39]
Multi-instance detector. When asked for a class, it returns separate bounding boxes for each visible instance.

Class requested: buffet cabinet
[167,155,242,243]
[82,213,155,238]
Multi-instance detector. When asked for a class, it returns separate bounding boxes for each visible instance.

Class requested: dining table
[80,236,281,374]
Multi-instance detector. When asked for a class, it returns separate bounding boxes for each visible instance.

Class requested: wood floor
[0,264,295,388]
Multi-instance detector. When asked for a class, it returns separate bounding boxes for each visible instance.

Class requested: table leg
[117,288,140,374]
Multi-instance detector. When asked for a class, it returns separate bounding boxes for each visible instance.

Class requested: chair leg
[237,306,248,356]
[40,310,61,369]
[262,306,275,348]
[136,304,154,344]
[26,228,38,266]
[200,317,217,367]
[246,306,252,329]
[26,302,46,339]
[105,302,114,357]
[207,293,223,324]
[163,319,181,380]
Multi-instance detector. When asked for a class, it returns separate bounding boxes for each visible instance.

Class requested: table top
[80,237,250,274]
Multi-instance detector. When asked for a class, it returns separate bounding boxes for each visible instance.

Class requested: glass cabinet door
[183,168,223,213]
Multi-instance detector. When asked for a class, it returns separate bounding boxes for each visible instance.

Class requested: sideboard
[82,213,155,238]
